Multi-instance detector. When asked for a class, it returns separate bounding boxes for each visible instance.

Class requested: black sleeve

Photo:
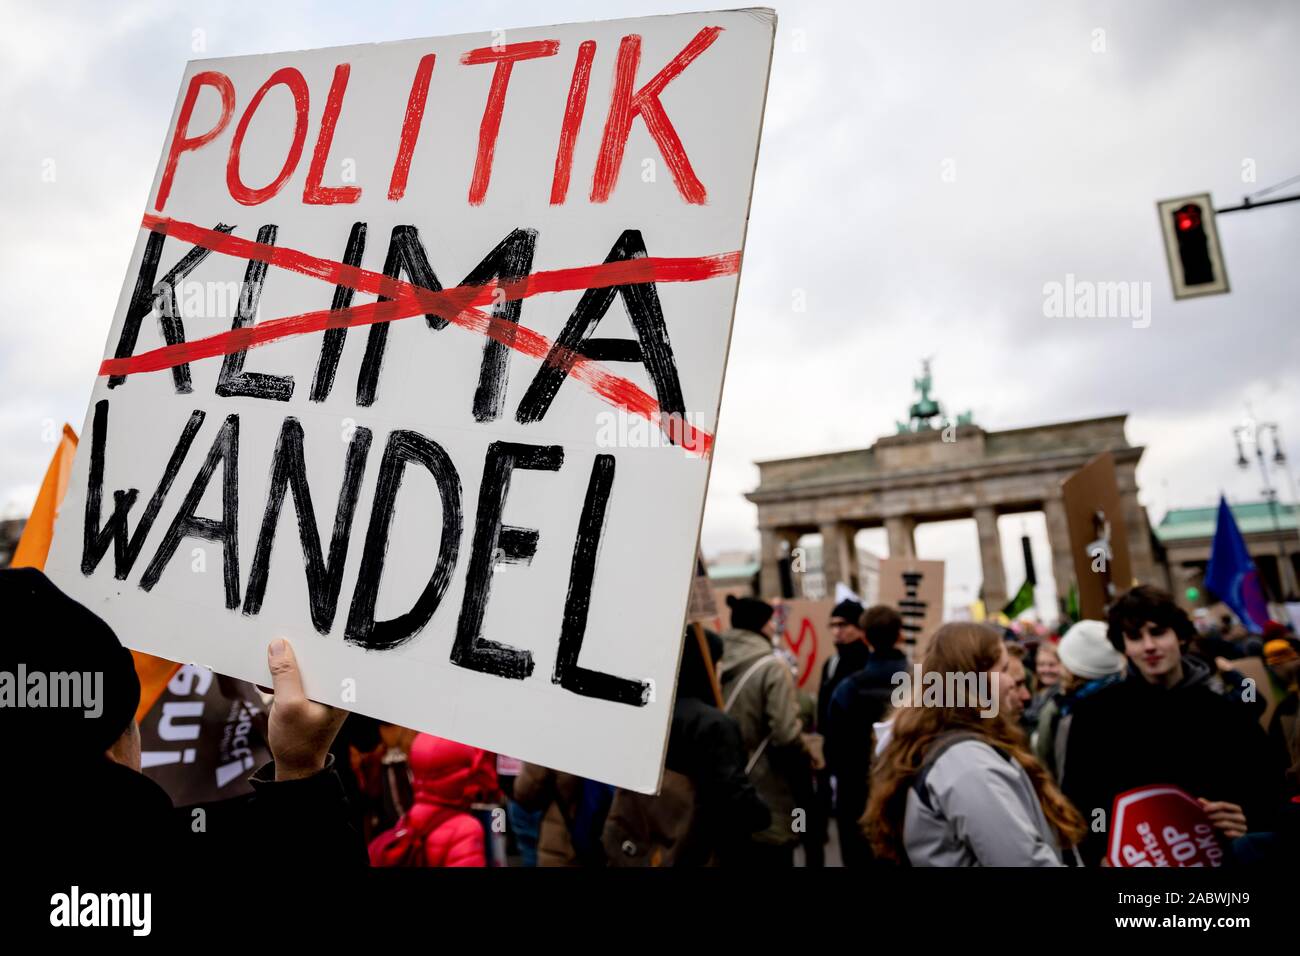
[1059,703,1109,866]
[182,756,367,866]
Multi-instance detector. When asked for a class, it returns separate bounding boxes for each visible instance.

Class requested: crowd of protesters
[3,564,1298,868]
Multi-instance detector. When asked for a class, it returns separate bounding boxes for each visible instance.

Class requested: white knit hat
[1057,619,1126,680]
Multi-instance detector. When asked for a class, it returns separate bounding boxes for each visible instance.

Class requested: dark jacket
[1033,673,1122,783]
[816,640,871,734]
[824,648,910,842]
[1061,655,1285,865]
[666,696,771,861]
[825,649,909,781]
[8,753,367,866]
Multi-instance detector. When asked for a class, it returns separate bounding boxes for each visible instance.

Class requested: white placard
[46,9,776,792]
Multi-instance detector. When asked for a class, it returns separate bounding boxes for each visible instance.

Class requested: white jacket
[902,739,1065,867]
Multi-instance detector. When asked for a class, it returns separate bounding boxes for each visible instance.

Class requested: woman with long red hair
[864,622,1086,866]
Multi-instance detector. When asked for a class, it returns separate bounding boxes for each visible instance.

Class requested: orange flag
[11,424,180,722]
[11,425,78,570]
[127,652,183,724]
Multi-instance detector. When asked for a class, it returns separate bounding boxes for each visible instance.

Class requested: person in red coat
[369,734,499,867]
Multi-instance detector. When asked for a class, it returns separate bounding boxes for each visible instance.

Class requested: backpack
[601,769,700,867]
[371,821,429,867]
[911,732,1013,812]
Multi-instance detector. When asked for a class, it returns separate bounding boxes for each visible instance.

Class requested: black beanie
[726,594,775,634]
[831,599,865,625]
[0,568,141,761]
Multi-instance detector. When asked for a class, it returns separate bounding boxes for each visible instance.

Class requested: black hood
[1124,652,1214,692]
[1176,653,1215,689]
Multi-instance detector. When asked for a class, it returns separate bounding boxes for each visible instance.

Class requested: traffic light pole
[1216,193,1300,215]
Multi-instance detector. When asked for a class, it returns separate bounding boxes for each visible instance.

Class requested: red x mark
[100,215,741,453]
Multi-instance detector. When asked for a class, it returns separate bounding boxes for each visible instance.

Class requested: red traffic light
[1158,192,1228,299]
[1175,205,1202,231]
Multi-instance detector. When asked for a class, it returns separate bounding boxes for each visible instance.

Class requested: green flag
[1003,579,1034,619]
[1065,582,1080,624]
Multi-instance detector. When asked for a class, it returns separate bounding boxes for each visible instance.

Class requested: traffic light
[1172,204,1213,284]
[1157,192,1230,299]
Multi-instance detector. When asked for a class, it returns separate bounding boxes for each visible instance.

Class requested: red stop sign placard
[1108,785,1225,867]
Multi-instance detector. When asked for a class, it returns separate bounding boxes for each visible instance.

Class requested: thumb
[267,637,305,703]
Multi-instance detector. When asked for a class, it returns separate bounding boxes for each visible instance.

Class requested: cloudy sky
[3,0,1298,617]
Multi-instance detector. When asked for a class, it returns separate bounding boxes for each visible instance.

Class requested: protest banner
[139,666,272,805]
[1061,452,1132,621]
[771,598,836,698]
[686,550,719,624]
[45,9,776,792]
[1108,784,1225,868]
[877,558,944,658]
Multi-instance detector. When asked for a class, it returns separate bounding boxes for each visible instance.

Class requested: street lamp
[1232,418,1296,601]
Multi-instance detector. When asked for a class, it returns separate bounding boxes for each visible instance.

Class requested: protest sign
[1108,785,1225,868]
[772,598,836,697]
[139,666,271,805]
[45,9,776,792]
[686,550,719,624]
[1061,452,1132,621]
[877,558,944,657]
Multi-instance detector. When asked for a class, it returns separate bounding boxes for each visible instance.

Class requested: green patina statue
[896,358,974,434]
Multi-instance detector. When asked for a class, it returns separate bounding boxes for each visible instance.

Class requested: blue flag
[1204,496,1269,634]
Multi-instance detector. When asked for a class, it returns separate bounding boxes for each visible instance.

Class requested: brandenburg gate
[745,364,1157,612]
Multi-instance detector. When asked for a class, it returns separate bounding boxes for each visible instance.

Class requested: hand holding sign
[1197,798,1247,841]
[1108,785,1226,867]
[266,638,349,781]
